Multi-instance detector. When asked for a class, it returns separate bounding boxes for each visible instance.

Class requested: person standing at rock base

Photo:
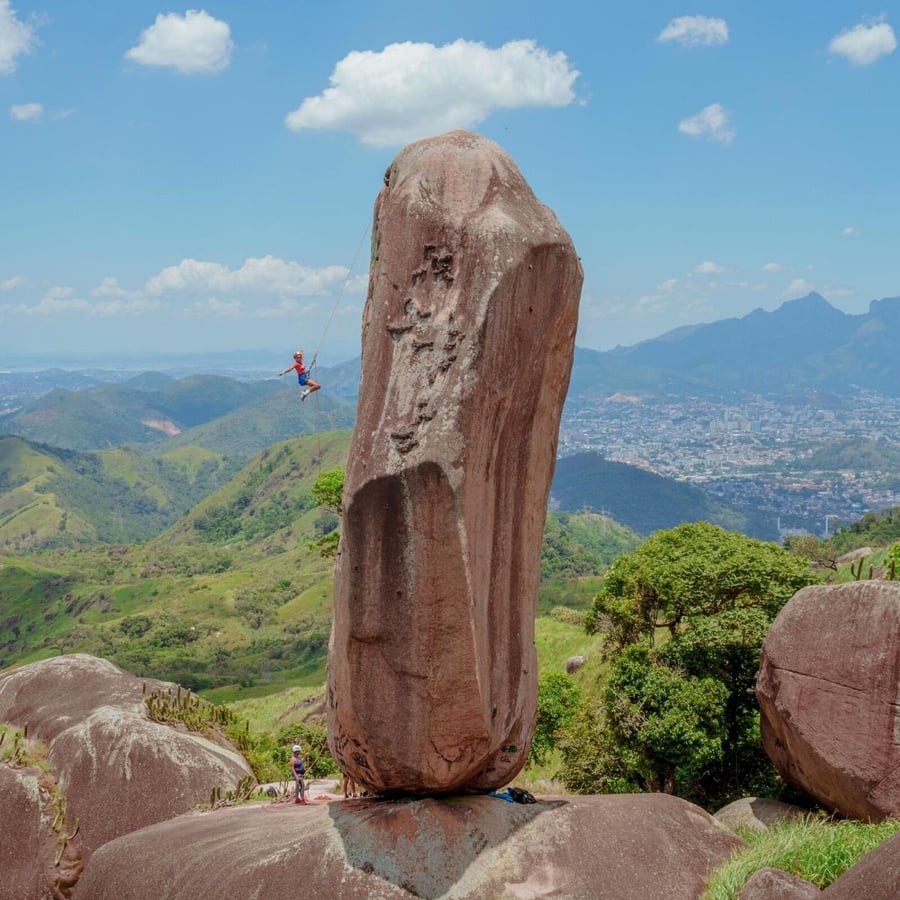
[290,744,306,804]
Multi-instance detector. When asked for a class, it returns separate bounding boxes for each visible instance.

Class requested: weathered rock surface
[74,793,742,900]
[821,830,900,898]
[0,654,254,862]
[328,130,582,794]
[565,655,586,675]
[0,763,83,900]
[714,796,812,832]
[739,867,820,898]
[757,582,900,821]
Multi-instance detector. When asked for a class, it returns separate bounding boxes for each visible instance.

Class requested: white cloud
[841,225,860,236]
[695,260,725,274]
[9,101,41,120]
[285,39,580,147]
[0,0,36,75]
[1,274,25,290]
[780,277,815,299]
[182,297,242,317]
[678,102,735,145]
[144,255,350,297]
[125,10,233,74]
[657,15,729,47]
[828,19,896,66]
[761,262,782,272]
[1,285,160,317]
[92,277,133,298]
[656,278,679,292]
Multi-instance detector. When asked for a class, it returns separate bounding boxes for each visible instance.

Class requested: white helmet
[292,744,302,752]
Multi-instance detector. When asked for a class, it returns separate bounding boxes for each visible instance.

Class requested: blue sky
[1,1,898,366]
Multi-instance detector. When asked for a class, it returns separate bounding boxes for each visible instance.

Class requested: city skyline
[2,1,899,366]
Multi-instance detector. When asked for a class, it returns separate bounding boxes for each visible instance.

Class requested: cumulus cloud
[92,277,134,298]
[695,260,725,274]
[144,255,350,297]
[9,101,41,120]
[678,102,734,145]
[780,277,815,299]
[828,18,896,65]
[285,39,580,146]
[182,297,242,317]
[841,225,860,236]
[1,285,159,317]
[761,262,782,272]
[0,0,36,74]
[125,10,233,74]
[656,278,679,292]
[657,15,729,47]
[1,274,25,290]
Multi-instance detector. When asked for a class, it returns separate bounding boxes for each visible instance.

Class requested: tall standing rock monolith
[327,130,582,794]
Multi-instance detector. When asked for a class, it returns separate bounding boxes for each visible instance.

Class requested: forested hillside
[552,451,776,539]
[0,436,240,551]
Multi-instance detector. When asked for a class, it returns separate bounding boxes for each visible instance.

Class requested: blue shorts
[298,373,309,386]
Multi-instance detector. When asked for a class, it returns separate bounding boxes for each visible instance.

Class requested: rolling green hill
[153,388,356,458]
[0,374,290,451]
[0,435,239,552]
[0,432,353,687]
[552,451,777,539]
[799,439,900,484]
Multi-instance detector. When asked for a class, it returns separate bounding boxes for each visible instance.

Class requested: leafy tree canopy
[586,521,817,649]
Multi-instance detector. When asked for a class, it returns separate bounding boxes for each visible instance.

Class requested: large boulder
[0,654,254,861]
[757,582,900,821]
[739,867,820,898]
[0,763,83,900]
[714,796,812,832]
[328,130,583,794]
[74,793,743,900]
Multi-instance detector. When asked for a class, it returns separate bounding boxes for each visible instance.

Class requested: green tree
[569,522,817,808]
[308,467,344,559]
[310,467,344,514]
[585,521,816,648]
[529,671,583,766]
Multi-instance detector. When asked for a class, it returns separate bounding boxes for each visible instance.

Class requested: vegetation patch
[703,817,900,898]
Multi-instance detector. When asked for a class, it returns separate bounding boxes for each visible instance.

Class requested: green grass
[534,614,605,677]
[703,817,900,898]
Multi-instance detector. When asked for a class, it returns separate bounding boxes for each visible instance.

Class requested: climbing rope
[307,219,371,373]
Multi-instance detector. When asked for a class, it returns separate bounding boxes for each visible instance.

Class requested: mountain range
[569,293,900,398]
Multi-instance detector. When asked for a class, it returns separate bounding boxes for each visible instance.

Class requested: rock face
[0,763,83,900]
[328,131,582,793]
[0,654,254,862]
[757,582,900,821]
[74,793,743,900]
[714,796,812,833]
[739,867,821,898]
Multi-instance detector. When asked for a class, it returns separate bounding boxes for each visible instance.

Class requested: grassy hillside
[0,435,239,552]
[0,432,353,688]
[154,387,356,459]
[552,451,777,539]
[0,374,296,452]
